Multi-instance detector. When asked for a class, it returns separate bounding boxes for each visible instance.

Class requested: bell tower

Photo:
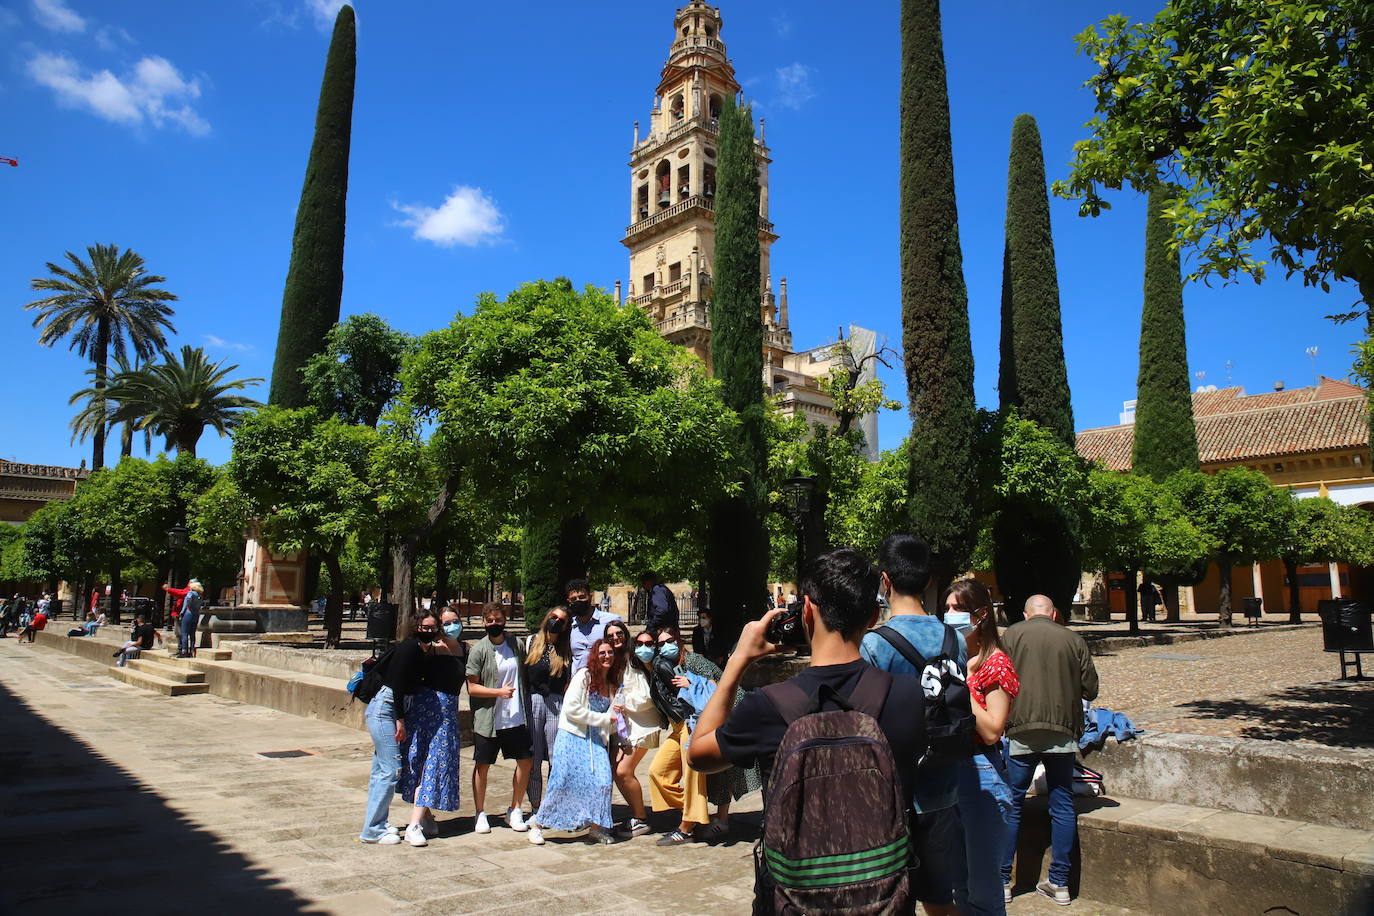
[622,1,792,368]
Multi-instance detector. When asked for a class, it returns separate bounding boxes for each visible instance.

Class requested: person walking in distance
[999,595,1099,906]
[465,603,534,835]
[860,534,968,916]
[639,571,679,634]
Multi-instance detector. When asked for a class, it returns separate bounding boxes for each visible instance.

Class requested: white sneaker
[1036,880,1071,906]
[507,806,528,832]
[474,811,491,834]
[404,823,428,847]
[527,826,545,845]
[381,823,400,836]
[360,832,402,845]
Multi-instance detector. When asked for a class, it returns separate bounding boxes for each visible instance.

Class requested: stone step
[108,665,210,697]
[123,658,206,684]
[1017,794,1374,915]
[146,647,233,662]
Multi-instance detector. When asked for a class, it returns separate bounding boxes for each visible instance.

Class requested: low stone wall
[1089,732,1374,831]
[227,641,369,682]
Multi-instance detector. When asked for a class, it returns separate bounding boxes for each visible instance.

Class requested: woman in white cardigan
[527,637,624,846]
[611,625,666,838]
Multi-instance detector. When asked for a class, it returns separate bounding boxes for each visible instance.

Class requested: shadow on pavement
[0,679,313,916]
[1172,680,1374,749]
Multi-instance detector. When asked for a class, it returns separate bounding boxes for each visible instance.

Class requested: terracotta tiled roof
[0,460,88,480]
[1076,378,1369,471]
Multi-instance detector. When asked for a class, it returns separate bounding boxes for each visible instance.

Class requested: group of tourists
[1,593,50,643]
[355,542,1100,915]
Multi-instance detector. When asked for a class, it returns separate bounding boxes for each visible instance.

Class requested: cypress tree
[993,113,1080,620]
[520,516,560,629]
[705,96,769,644]
[1133,185,1200,481]
[269,5,356,407]
[998,114,1074,444]
[900,0,977,591]
[1135,185,1201,622]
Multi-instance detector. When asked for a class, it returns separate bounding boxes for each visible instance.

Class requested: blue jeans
[1001,751,1076,888]
[179,612,199,655]
[955,748,1014,915]
[361,686,403,840]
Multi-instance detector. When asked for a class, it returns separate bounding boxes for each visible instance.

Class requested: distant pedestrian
[17,605,48,644]
[1000,595,1099,906]
[163,580,204,658]
[528,637,623,846]
[1138,580,1158,622]
[466,603,533,835]
[639,571,679,634]
[690,608,725,667]
[524,607,572,809]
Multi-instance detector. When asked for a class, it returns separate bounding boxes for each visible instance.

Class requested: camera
[766,601,806,646]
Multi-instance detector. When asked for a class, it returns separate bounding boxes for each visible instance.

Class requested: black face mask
[569,599,592,616]
[485,623,505,639]
[415,630,437,643]
[546,618,566,635]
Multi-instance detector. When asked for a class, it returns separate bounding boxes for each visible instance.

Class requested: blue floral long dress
[400,687,461,811]
[532,691,613,831]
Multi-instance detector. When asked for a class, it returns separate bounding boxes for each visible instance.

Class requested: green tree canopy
[303,313,416,428]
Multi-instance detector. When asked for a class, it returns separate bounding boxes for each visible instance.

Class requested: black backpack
[873,623,976,764]
[754,667,912,916]
[349,645,396,704]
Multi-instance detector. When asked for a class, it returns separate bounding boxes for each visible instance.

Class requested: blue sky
[0,0,1360,469]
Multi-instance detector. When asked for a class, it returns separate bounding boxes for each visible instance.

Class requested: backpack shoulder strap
[761,680,813,726]
[874,625,930,670]
[846,666,892,719]
[940,623,961,660]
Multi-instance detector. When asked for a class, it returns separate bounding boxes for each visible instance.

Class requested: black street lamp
[781,476,817,590]
[164,523,189,629]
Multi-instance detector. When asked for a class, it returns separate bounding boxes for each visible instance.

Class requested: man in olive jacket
[999,595,1099,906]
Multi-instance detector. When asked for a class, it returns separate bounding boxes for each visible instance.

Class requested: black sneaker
[655,829,692,846]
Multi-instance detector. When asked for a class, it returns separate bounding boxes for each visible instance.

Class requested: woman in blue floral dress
[399,607,466,846]
[527,637,624,845]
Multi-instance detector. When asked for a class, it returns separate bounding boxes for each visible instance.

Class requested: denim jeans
[526,692,562,808]
[117,645,142,667]
[955,748,1014,915]
[179,612,199,655]
[1001,751,1076,887]
[361,686,403,841]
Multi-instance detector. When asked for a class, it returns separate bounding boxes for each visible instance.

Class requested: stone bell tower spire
[621,2,791,368]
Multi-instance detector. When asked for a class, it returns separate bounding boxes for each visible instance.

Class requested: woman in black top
[523,606,571,808]
[397,607,468,846]
[359,613,430,845]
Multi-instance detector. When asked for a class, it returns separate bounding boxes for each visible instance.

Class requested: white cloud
[93,24,135,51]
[204,334,253,352]
[31,0,86,33]
[305,0,347,30]
[773,62,816,110]
[391,186,506,248]
[27,52,210,135]
[772,12,793,38]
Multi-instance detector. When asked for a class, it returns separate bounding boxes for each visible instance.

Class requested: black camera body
[766,601,806,646]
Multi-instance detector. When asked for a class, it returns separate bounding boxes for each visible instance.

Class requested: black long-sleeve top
[526,646,570,702]
[422,652,467,696]
[381,637,426,719]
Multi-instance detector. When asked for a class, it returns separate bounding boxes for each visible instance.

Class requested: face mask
[658,642,680,662]
[546,618,566,635]
[442,623,462,639]
[945,611,972,630]
[569,599,591,615]
[415,630,437,643]
[485,623,505,639]
[633,645,655,663]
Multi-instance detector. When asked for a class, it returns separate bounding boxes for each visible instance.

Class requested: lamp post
[781,476,817,591]
[165,523,189,628]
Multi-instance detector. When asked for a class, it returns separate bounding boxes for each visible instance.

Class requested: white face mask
[944,610,972,629]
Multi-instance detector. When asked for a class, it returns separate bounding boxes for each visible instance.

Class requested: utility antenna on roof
[1305,346,1319,383]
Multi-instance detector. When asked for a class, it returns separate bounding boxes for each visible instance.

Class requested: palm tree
[69,354,152,460]
[25,244,177,469]
[107,346,263,457]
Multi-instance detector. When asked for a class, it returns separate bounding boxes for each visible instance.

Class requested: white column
[1251,562,1264,605]
[1182,585,1196,616]
[1330,562,1343,598]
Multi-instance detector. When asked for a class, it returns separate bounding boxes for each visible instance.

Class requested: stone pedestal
[235,526,308,633]
[252,606,308,633]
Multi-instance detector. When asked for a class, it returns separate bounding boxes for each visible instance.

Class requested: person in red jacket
[163,582,189,632]
[19,607,47,644]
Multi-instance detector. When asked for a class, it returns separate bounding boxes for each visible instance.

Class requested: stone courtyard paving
[14,626,1350,914]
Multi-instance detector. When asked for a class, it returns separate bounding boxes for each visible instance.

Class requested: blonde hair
[524,607,571,677]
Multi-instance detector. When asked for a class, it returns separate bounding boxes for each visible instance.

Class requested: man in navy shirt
[860,534,968,916]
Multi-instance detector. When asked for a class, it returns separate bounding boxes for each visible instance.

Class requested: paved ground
[0,639,1140,915]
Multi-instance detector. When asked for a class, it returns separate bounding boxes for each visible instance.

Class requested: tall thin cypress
[993,113,1080,620]
[705,96,769,644]
[1133,185,1200,481]
[269,5,356,407]
[998,114,1074,444]
[900,0,977,591]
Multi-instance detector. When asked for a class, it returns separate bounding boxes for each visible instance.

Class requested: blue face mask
[633,645,655,664]
[944,611,972,630]
[442,623,463,639]
[658,642,680,662]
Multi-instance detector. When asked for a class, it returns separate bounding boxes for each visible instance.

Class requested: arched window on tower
[678,165,691,200]
[671,94,685,122]
[656,161,672,208]
[703,164,716,198]
[708,94,722,124]
[637,183,649,221]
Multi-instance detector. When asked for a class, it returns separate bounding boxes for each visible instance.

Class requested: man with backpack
[860,534,971,916]
[690,547,926,915]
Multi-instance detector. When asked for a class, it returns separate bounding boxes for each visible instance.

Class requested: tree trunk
[154,559,170,628]
[109,567,122,625]
[388,476,459,637]
[434,545,450,605]
[1284,557,1302,624]
[1218,559,1234,627]
[91,317,110,471]
[321,551,345,649]
[120,422,133,459]
[1125,568,1140,636]
[1163,583,1180,623]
